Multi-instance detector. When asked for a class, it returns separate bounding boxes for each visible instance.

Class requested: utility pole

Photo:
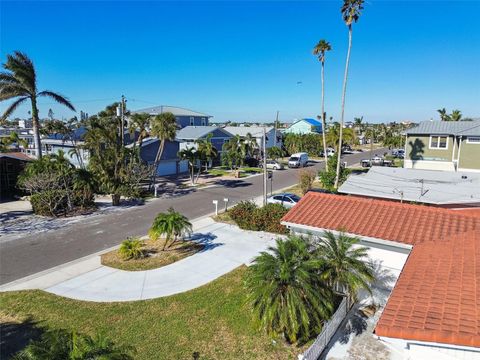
[263,127,267,206]
[117,95,126,147]
[274,110,279,147]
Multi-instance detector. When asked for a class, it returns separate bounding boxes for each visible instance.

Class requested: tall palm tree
[316,231,374,302]
[149,208,192,250]
[129,112,150,151]
[245,235,334,343]
[450,109,462,121]
[313,39,332,171]
[334,0,365,189]
[0,51,76,158]
[437,107,450,121]
[150,112,177,184]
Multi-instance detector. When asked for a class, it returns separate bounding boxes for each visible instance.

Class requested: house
[0,152,33,201]
[223,126,282,149]
[135,138,188,176]
[176,126,233,156]
[131,105,211,128]
[338,167,480,208]
[42,127,90,168]
[0,127,34,153]
[404,120,480,172]
[284,118,323,135]
[281,192,480,359]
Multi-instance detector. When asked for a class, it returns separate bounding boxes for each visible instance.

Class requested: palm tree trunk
[152,139,166,187]
[321,60,328,171]
[30,96,42,159]
[334,25,353,189]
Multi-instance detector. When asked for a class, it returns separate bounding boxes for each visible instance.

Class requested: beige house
[404,120,480,172]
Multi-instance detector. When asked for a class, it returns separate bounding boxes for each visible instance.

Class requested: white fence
[299,297,351,360]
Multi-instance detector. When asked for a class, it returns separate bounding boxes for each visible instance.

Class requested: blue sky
[1,0,479,123]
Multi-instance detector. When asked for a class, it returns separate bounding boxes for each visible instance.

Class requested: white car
[266,160,284,170]
[321,147,335,157]
[267,193,301,208]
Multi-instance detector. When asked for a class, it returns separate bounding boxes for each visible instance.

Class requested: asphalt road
[0,150,383,285]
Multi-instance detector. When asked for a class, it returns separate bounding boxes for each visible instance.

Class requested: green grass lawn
[0,267,303,360]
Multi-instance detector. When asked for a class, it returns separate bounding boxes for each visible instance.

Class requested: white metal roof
[338,167,480,205]
[131,105,211,118]
[223,126,273,138]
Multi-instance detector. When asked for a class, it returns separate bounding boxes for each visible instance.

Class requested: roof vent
[461,175,468,179]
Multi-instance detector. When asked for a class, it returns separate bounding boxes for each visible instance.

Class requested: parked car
[371,155,384,166]
[288,153,309,168]
[320,147,335,157]
[267,193,301,208]
[266,160,284,170]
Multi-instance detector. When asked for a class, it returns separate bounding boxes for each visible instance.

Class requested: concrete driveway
[21,219,277,302]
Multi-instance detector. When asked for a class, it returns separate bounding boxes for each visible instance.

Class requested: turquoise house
[284,118,323,135]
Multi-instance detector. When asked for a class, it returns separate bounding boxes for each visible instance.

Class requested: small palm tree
[313,39,332,171]
[119,237,145,260]
[335,0,365,189]
[437,107,450,121]
[129,113,151,150]
[150,112,177,184]
[0,51,76,158]
[178,146,201,185]
[149,208,192,250]
[196,133,218,171]
[245,235,334,343]
[316,231,374,302]
[13,329,135,360]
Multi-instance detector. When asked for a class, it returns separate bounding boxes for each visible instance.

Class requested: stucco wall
[405,135,453,162]
[458,138,480,170]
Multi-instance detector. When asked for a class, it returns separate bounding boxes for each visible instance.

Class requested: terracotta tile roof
[0,152,33,161]
[281,192,480,348]
[375,229,480,347]
[281,192,479,246]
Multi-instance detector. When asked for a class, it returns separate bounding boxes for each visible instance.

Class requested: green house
[404,120,480,172]
[284,118,323,135]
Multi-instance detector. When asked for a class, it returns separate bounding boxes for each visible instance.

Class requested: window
[273,195,283,201]
[466,137,480,144]
[429,135,448,149]
[201,117,206,126]
[190,117,194,126]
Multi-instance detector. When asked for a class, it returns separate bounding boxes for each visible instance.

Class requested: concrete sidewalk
[0,218,278,302]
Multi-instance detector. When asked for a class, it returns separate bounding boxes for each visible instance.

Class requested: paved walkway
[1,218,277,302]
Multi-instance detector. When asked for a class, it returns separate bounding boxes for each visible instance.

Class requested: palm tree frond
[38,90,76,111]
[1,96,29,120]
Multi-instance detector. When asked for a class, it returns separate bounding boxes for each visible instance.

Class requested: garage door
[156,161,177,176]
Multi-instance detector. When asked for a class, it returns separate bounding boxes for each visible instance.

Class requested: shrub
[298,169,317,195]
[228,201,288,234]
[118,237,145,260]
[318,156,350,191]
[229,201,258,229]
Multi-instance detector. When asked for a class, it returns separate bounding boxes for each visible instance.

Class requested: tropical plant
[18,151,96,216]
[283,133,325,156]
[178,146,201,185]
[450,109,462,121]
[313,39,332,171]
[335,0,365,189]
[13,328,135,360]
[83,111,150,206]
[437,107,449,121]
[316,231,374,301]
[319,155,350,191]
[0,51,76,158]
[221,135,245,171]
[266,146,283,160]
[149,208,192,250]
[196,133,218,171]
[118,237,145,260]
[0,131,28,152]
[325,123,356,150]
[129,112,151,151]
[245,235,334,343]
[150,112,178,184]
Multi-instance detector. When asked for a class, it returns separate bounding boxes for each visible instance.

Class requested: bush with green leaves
[118,237,145,260]
[13,328,135,360]
[149,208,193,250]
[318,155,350,191]
[229,201,289,234]
[298,169,317,195]
[18,151,96,216]
[283,133,325,156]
